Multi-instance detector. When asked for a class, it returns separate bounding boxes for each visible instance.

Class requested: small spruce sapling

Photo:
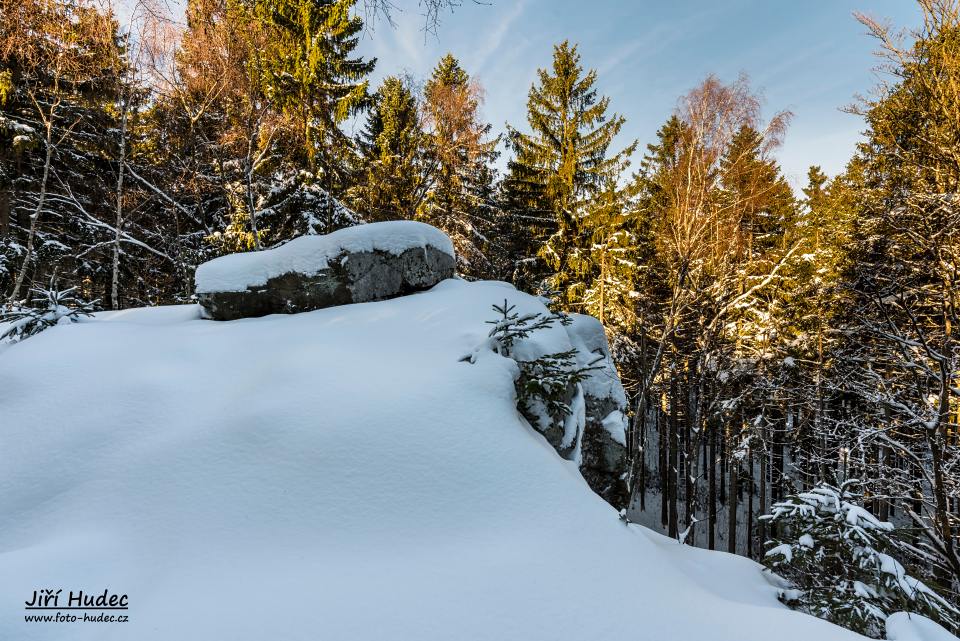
[515,348,597,425]
[482,299,556,358]
[463,299,600,431]
[1,278,98,342]
[761,480,959,638]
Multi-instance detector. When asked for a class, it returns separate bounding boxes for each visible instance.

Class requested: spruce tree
[833,1,960,591]
[720,124,795,257]
[574,175,645,331]
[0,0,129,303]
[350,75,426,222]
[503,41,636,299]
[153,0,372,261]
[763,481,959,637]
[245,0,374,216]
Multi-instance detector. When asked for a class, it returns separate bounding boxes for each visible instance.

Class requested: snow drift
[0,278,892,640]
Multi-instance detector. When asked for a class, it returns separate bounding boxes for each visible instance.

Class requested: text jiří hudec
[25,589,128,608]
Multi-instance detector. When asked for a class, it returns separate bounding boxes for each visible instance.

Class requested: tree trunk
[10,116,55,302]
[638,394,647,512]
[112,101,128,310]
[708,418,716,550]
[668,375,678,539]
[758,425,767,549]
[747,447,754,558]
[0,188,9,235]
[728,454,739,554]
[659,394,668,529]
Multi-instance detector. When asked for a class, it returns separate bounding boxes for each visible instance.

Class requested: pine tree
[763,481,959,637]
[720,124,795,258]
[0,0,133,303]
[149,0,370,265]
[465,300,599,458]
[0,276,97,342]
[141,0,233,245]
[573,175,645,331]
[802,166,829,232]
[829,1,960,593]
[625,76,799,549]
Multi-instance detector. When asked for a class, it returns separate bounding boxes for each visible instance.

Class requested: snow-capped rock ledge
[195,221,456,320]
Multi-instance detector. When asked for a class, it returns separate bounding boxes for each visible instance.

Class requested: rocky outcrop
[195,221,456,321]
[508,311,630,509]
[196,224,630,508]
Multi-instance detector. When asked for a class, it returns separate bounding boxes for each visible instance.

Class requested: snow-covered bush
[1,282,97,343]
[761,481,959,637]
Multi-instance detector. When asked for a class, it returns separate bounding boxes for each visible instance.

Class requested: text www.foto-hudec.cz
[23,589,129,624]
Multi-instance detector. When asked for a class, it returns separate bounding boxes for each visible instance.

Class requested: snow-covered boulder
[566,314,630,508]
[195,221,456,320]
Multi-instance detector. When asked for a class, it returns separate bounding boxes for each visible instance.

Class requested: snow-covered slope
[0,280,867,640]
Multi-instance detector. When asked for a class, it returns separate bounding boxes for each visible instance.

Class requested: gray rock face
[566,314,630,509]
[195,222,457,320]
[579,395,629,509]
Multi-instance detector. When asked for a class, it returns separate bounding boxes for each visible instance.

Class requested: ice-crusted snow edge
[195,221,456,294]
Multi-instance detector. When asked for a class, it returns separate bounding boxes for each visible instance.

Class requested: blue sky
[353,0,921,189]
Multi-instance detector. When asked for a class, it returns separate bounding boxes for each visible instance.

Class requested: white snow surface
[566,312,627,407]
[601,409,628,446]
[194,220,456,293]
[886,612,958,641]
[0,280,867,641]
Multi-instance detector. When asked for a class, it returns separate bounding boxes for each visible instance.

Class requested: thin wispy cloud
[595,3,728,77]
[471,0,528,73]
